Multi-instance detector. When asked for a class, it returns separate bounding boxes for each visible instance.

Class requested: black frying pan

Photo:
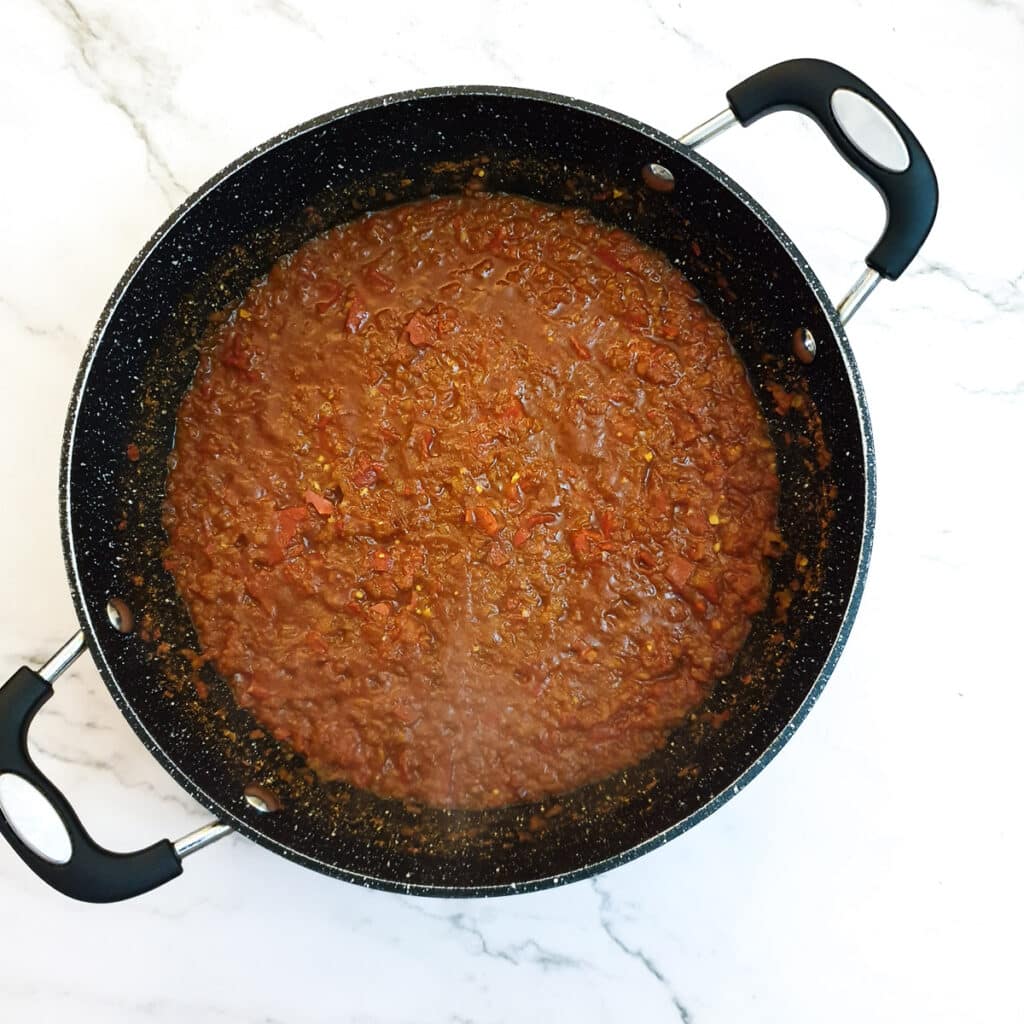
[0,59,937,902]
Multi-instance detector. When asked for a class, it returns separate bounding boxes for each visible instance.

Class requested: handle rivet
[641,163,675,192]
[106,598,134,634]
[793,327,817,364]
[244,784,281,813]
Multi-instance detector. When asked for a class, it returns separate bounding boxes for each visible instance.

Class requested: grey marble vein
[912,259,1024,316]
[955,378,1024,400]
[398,898,588,971]
[252,0,325,39]
[478,38,524,85]
[974,0,1024,30]
[41,0,187,202]
[0,295,78,348]
[446,911,519,965]
[27,736,198,813]
[592,879,691,1023]
[1,981,290,1024]
[31,697,120,734]
[641,0,723,66]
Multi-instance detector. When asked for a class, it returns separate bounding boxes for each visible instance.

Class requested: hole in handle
[0,773,74,864]
[830,89,911,173]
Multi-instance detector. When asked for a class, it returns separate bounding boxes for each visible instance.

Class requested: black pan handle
[723,58,938,280]
[0,661,184,902]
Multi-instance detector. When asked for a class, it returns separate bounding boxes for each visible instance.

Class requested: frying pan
[0,59,937,902]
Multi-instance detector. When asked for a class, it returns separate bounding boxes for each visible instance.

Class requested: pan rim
[59,83,875,897]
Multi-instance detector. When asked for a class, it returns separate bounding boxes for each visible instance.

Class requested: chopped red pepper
[352,453,384,488]
[512,512,557,548]
[412,425,435,458]
[303,490,334,516]
[477,508,500,537]
[665,555,695,593]
[466,506,500,537]
[636,549,658,570]
[404,314,434,348]
[276,506,307,546]
[570,529,606,560]
[126,442,140,462]
[569,335,591,360]
[313,280,341,314]
[264,505,307,564]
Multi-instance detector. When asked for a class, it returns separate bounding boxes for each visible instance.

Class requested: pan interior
[63,89,867,894]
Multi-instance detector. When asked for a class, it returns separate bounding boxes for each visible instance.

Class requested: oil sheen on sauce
[162,194,780,810]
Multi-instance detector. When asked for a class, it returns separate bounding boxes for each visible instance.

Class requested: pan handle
[0,634,230,902]
[681,58,938,319]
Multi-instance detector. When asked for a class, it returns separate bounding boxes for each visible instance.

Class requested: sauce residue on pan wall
[162,194,780,810]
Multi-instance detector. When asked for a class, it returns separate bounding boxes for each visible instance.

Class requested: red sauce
[163,195,779,809]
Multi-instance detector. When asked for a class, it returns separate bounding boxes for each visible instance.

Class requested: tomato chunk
[404,314,433,348]
[665,555,695,593]
[466,506,500,537]
[303,490,334,516]
[512,512,557,548]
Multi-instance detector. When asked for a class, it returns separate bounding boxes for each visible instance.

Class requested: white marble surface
[1,0,1022,1020]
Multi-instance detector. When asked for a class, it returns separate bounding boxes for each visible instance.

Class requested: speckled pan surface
[60,86,874,896]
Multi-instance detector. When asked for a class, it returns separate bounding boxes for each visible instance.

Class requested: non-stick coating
[60,87,873,895]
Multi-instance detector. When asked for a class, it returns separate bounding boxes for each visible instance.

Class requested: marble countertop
[2,0,1021,1021]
